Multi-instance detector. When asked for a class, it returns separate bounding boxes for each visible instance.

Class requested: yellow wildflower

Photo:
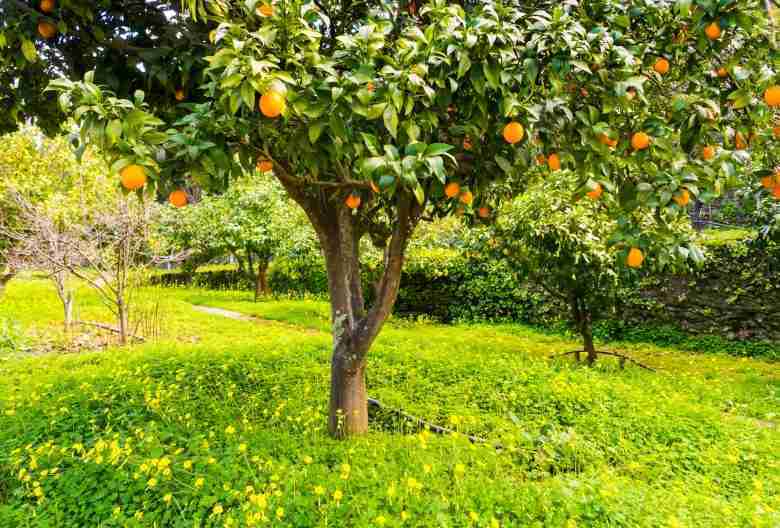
[163,493,172,504]
[213,504,224,515]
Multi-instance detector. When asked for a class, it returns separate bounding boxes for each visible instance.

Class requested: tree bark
[570,295,582,363]
[0,271,13,298]
[272,164,421,438]
[582,310,597,365]
[254,260,269,302]
[117,299,129,345]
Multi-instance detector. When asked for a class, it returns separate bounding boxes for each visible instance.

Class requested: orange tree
[5,0,779,437]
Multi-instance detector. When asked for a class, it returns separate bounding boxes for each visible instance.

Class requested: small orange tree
[490,175,697,365]
[6,0,778,436]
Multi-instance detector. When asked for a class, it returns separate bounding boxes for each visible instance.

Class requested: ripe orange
[477,206,490,219]
[761,176,774,189]
[256,160,273,173]
[774,185,780,200]
[175,89,185,102]
[463,136,473,150]
[547,153,561,171]
[119,165,147,191]
[653,58,670,75]
[459,190,474,205]
[169,190,188,208]
[535,154,546,165]
[626,247,644,268]
[37,21,57,39]
[367,82,375,93]
[40,0,55,13]
[257,3,274,16]
[673,189,690,207]
[715,67,728,78]
[444,182,460,199]
[773,126,780,139]
[735,132,747,150]
[259,91,285,118]
[704,22,721,41]
[764,86,780,107]
[702,145,716,160]
[345,194,361,209]
[631,132,650,150]
[502,122,525,144]
[586,183,603,201]
[598,133,617,148]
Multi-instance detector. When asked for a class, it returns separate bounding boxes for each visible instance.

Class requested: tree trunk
[582,310,597,365]
[254,261,269,302]
[329,349,368,438]
[273,167,421,438]
[117,300,129,345]
[0,270,14,298]
[63,292,74,332]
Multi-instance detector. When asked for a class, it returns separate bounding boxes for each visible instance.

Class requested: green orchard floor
[0,276,778,527]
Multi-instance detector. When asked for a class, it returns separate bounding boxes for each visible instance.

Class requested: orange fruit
[175,89,185,102]
[169,190,188,208]
[459,190,474,205]
[503,122,525,144]
[704,22,721,41]
[673,189,690,207]
[477,206,490,219]
[259,91,285,118]
[119,165,147,191]
[257,3,274,16]
[444,182,460,199]
[773,126,780,139]
[774,185,780,199]
[735,132,747,150]
[586,183,603,201]
[653,58,670,75]
[37,21,57,39]
[626,247,644,268]
[345,194,361,209]
[761,176,774,189]
[535,154,547,165]
[367,82,375,93]
[631,132,650,150]
[463,136,473,150]
[256,160,273,173]
[40,0,55,13]
[547,153,561,171]
[765,86,780,107]
[715,67,728,78]
[370,181,379,193]
[702,145,716,160]
[598,133,617,148]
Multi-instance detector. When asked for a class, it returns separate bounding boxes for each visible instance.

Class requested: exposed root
[368,397,491,445]
[76,321,145,343]
[549,349,655,372]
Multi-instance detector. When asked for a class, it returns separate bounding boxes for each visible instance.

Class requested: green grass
[699,227,756,247]
[0,276,778,527]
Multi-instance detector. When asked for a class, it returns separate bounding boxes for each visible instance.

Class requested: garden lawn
[0,276,778,527]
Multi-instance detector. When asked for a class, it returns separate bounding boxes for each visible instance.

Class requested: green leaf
[21,39,38,62]
[308,121,326,144]
[105,119,122,146]
[495,155,513,174]
[426,143,453,157]
[240,82,256,109]
[383,104,398,138]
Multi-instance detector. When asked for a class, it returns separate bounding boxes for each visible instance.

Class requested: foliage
[154,174,317,281]
[0,277,778,526]
[0,126,108,273]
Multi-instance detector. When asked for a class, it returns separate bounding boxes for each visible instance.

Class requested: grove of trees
[3,0,780,437]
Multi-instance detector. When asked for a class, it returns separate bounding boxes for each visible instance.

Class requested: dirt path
[191,304,325,335]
